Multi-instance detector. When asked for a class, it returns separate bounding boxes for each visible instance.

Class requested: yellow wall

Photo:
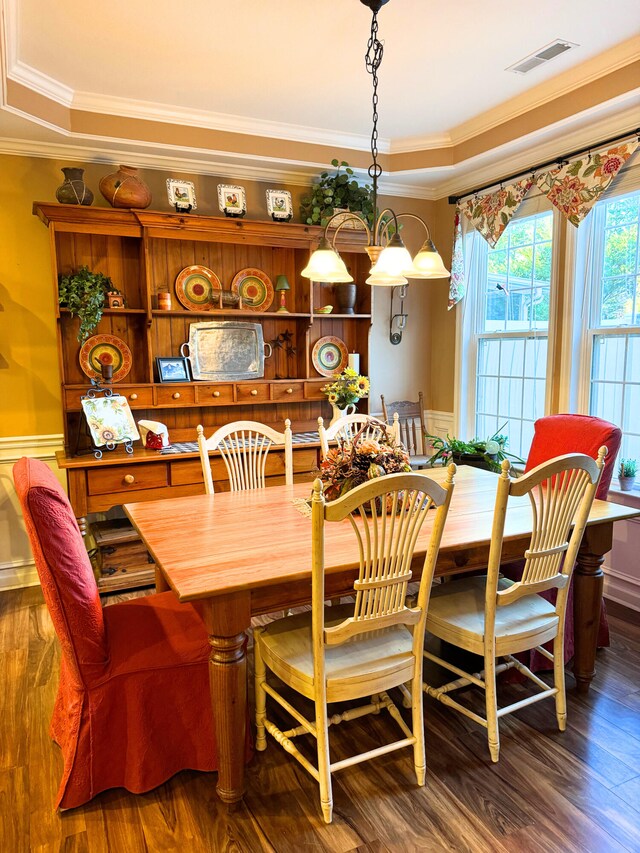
[0,153,436,438]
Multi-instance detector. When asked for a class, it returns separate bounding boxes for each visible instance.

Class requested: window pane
[602,224,638,278]
[591,335,626,382]
[500,338,525,377]
[605,194,639,227]
[626,335,640,380]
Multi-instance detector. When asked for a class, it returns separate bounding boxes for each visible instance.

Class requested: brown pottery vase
[334,282,357,314]
[56,167,93,205]
[99,165,152,209]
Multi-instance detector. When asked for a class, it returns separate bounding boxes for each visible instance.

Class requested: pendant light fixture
[301,0,449,287]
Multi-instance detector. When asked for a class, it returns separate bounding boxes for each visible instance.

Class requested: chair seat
[259,604,415,703]
[102,591,209,683]
[426,577,559,657]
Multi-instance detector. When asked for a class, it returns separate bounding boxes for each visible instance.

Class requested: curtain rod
[447,127,640,205]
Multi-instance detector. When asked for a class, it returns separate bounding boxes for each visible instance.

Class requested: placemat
[159,431,321,455]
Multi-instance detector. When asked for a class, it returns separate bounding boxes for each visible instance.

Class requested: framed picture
[166,179,197,211]
[218,184,246,218]
[156,356,191,383]
[266,189,293,222]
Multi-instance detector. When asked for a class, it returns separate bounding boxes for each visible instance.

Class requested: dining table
[124,464,639,806]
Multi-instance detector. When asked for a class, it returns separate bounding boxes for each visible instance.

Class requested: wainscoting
[0,434,64,591]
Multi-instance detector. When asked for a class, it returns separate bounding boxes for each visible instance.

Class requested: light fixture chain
[365,10,384,203]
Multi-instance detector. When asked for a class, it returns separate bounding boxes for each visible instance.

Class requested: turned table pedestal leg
[197,591,251,805]
[573,522,613,695]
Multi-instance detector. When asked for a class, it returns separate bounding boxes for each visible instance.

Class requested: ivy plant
[300,160,375,228]
[58,266,121,342]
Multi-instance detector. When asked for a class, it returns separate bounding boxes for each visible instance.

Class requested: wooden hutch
[34,203,373,590]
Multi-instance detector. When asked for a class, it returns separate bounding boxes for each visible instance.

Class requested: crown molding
[430,99,640,200]
[8,59,73,106]
[0,131,436,199]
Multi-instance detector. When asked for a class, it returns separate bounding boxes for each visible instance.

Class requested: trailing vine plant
[58,266,121,342]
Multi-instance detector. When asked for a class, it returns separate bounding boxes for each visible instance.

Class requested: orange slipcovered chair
[505,414,621,669]
[13,457,240,809]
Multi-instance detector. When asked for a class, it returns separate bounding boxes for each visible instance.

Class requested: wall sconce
[389,285,408,345]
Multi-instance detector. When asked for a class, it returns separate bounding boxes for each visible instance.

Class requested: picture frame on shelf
[166,179,197,212]
[266,189,293,222]
[218,184,246,218]
[156,356,191,383]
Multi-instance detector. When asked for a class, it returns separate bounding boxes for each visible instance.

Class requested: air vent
[506,40,578,74]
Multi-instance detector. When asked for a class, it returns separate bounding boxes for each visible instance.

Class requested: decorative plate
[231,268,274,312]
[175,265,221,311]
[312,335,348,377]
[81,395,140,447]
[79,334,133,383]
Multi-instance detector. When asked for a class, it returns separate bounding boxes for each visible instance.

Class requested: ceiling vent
[506,40,578,74]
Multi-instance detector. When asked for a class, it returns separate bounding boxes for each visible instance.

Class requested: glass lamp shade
[408,240,450,279]
[370,239,414,278]
[300,238,354,282]
[366,271,408,287]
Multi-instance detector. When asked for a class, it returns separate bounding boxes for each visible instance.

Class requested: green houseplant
[426,425,524,474]
[618,458,637,491]
[58,266,121,342]
[300,160,374,228]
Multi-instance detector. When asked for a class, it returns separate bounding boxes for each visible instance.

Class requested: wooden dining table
[124,465,639,806]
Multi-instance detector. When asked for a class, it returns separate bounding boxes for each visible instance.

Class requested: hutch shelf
[34,203,374,592]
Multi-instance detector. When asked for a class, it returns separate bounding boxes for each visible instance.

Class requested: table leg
[573,522,613,694]
[154,567,170,593]
[197,591,251,804]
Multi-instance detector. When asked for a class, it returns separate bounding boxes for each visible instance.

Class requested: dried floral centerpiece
[319,420,411,503]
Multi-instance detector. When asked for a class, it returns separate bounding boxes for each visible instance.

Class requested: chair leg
[484,653,500,763]
[254,627,268,751]
[554,633,567,732]
[315,697,333,824]
[411,672,426,786]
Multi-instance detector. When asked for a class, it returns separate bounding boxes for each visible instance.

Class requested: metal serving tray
[180,321,271,381]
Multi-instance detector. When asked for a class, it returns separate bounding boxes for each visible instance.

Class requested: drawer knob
[129,393,138,401]
[250,389,258,396]
[286,387,293,394]
[172,392,181,400]
[123,474,135,485]
[213,391,220,398]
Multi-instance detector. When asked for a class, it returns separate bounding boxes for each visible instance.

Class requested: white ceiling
[1,0,639,195]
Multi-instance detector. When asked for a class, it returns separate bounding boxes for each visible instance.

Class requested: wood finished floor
[1,588,639,853]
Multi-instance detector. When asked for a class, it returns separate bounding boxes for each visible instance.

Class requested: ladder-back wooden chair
[381,392,428,468]
[254,467,456,823]
[317,414,397,460]
[197,419,293,493]
[423,448,606,763]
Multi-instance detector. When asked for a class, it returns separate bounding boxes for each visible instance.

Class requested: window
[584,189,640,462]
[463,209,555,459]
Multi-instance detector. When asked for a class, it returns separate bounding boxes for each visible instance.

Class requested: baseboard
[603,565,640,613]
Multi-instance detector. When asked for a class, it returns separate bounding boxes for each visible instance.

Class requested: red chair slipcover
[13,457,239,809]
[506,414,621,670]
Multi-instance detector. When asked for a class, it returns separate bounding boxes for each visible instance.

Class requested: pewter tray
[181,321,266,381]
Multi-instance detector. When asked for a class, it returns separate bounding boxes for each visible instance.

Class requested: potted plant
[58,266,122,342]
[426,425,524,473]
[618,458,637,491]
[300,160,374,229]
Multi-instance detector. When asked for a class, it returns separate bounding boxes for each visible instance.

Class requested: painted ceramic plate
[231,268,274,312]
[312,335,348,377]
[175,265,221,311]
[79,334,133,383]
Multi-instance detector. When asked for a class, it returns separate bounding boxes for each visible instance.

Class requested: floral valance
[460,177,534,248]
[536,142,638,227]
[448,209,465,310]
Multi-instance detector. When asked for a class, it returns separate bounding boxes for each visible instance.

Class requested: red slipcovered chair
[505,414,621,670]
[13,457,238,809]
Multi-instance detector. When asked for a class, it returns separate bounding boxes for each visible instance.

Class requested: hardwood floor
[1,587,639,853]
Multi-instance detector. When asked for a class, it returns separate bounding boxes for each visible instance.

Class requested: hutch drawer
[271,382,304,402]
[304,382,326,400]
[64,385,153,410]
[195,384,235,404]
[88,463,169,495]
[156,385,196,406]
[235,383,270,403]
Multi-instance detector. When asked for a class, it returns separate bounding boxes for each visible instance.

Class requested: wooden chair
[317,414,396,459]
[381,392,428,468]
[254,467,456,823]
[423,448,606,763]
[197,419,293,493]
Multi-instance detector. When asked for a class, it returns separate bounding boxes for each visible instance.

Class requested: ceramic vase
[55,167,93,206]
[99,165,152,209]
[619,475,636,492]
[334,282,357,315]
[330,401,356,426]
